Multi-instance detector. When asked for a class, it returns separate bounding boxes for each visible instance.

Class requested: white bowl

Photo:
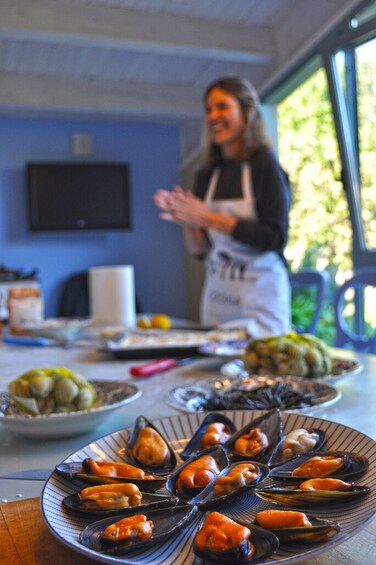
[0,380,141,439]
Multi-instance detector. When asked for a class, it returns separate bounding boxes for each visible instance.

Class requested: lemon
[151,313,171,330]
[137,316,152,329]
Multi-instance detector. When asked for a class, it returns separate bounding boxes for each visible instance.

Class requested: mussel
[193,511,279,564]
[79,504,198,555]
[62,482,178,517]
[255,477,370,508]
[190,461,269,510]
[254,509,340,544]
[269,451,369,483]
[180,412,237,460]
[166,445,229,502]
[224,409,282,463]
[125,415,177,474]
[268,427,326,467]
[55,458,167,492]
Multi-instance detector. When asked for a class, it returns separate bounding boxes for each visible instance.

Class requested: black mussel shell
[253,514,340,545]
[268,451,369,483]
[190,461,269,510]
[255,482,370,508]
[166,445,229,502]
[224,409,282,463]
[193,519,279,564]
[125,415,177,474]
[55,461,167,492]
[79,504,198,555]
[62,488,179,517]
[180,412,237,460]
[267,427,326,468]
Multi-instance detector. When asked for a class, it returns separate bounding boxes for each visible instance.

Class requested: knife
[130,357,194,378]
[0,469,53,480]
[3,335,55,347]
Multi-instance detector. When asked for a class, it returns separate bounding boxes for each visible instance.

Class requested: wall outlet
[72,132,93,156]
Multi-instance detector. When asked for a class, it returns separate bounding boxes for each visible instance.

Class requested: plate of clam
[41,410,375,564]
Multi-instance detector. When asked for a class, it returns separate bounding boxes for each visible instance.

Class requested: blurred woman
[153,76,291,337]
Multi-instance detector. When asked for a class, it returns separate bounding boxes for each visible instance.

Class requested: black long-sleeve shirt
[193,148,291,259]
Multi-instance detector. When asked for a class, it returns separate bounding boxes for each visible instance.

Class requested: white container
[89,265,136,328]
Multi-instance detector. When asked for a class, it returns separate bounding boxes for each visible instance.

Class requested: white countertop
[0,339,375,502]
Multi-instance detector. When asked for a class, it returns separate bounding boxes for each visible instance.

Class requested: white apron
[200,163,291,337]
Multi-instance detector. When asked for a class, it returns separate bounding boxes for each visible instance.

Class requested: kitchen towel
[89,265,136,327]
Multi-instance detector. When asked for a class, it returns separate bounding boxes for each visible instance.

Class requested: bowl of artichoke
[0,367,140,438]
[242,332,333,379]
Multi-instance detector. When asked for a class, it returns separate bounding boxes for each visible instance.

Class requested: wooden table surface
[1,498,375,565]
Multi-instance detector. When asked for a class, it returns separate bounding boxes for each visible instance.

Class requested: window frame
[262,4,376,270]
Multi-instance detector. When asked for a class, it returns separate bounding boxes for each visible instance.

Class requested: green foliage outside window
[277,69,352,345]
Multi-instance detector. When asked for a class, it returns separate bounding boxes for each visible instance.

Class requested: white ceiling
[0,0,366,134]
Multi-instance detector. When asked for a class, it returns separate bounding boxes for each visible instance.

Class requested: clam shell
[253,514,340,545]
[79,504,198,555]
[268,451,369,483]
[62,489,178,517]
[180,412,237,460]
[268,428,326,468]
[193,517,279,564]
[125,415,177,474]
[254,483,370,508]
[166,444,229,502]
[189,461,269,510]
[55,461,167,492]
[224,409,282,463]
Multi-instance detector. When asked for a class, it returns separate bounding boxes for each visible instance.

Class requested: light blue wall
[0,116,186,318]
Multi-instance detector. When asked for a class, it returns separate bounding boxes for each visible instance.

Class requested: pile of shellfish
[55,410,370,563]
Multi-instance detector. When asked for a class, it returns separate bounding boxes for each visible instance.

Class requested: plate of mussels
[41,409,375,564]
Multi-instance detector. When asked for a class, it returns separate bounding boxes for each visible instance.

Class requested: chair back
[333,268,376,353]
[59,271,142,318]
[289,269,330,334]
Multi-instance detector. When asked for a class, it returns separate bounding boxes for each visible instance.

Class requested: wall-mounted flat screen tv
[27,162,131,232]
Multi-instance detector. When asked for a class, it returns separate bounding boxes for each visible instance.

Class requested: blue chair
[333,268,376,353]
[289,269,330,334]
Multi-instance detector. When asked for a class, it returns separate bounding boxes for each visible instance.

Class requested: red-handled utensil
[130,358,193,378]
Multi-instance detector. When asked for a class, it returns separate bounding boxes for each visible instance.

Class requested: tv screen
[27,162,131,232]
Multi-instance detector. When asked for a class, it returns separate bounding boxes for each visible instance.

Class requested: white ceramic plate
[0,380,140,439]
[165,375,340,414]
[41,411,375,564]
[220,358,363,383]
[102,329,247,359]
[20,318,90,341]
[199,338,249,358]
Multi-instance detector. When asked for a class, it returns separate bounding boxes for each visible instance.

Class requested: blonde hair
[201,76,272,168]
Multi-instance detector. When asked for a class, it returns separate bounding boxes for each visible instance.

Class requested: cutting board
[0,498,93,565]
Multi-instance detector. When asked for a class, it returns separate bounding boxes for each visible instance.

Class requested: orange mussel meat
[256,509,312,529]
[292,455,346,477]
[131,426,170,467]
[176,455,220,492]
[86,458,150,479]
[101,514,154,543]
[196,511,254,556]
[234,428,269,457]
[201,423,232,449]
